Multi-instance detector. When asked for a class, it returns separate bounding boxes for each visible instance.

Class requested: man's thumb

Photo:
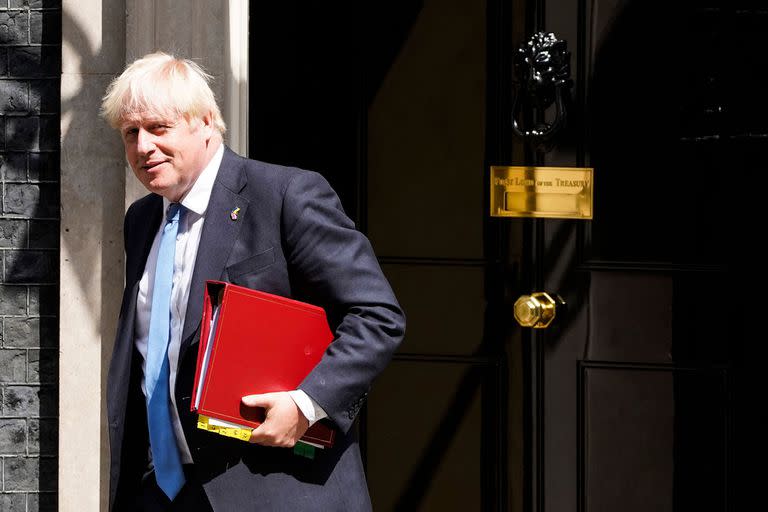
[241,393,271,408]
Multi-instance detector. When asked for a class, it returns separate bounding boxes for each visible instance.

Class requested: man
[101,52,405,511]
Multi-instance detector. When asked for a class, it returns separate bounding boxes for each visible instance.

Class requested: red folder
[191,280,336,448]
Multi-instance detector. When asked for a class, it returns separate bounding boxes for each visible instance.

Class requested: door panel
[367,361,485,510]
[366,1,508,510]
[581,364,729,511]
[583,366,677,511]
[383,265,487,355]
[367,0,486,260]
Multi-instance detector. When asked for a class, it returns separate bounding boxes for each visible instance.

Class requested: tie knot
[166,203,184,223]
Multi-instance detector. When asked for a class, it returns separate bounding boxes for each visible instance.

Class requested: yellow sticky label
[197,415,252,442]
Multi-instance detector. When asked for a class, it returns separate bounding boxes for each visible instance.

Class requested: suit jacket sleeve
[281,170,405,433]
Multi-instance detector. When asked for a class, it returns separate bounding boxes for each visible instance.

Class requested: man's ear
[200,112,216,142]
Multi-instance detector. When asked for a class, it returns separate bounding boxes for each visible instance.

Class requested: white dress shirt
[134,144,325,463]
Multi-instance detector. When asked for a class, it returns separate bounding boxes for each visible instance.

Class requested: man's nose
[135,129,155,155]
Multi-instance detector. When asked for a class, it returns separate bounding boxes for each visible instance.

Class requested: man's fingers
[249,422,295,447]
[241,393,274,408]
[248,414,301,447]
[243,392,308,447]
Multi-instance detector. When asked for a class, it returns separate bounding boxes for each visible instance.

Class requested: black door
[251,1,515,509]
[249,1,758,510]
[516,1,760,511]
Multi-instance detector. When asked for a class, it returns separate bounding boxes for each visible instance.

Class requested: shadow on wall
[0,4,61,510]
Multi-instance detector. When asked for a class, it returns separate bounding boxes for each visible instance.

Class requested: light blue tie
[146,203,186,500]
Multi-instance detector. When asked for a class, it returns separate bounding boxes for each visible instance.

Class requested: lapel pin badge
[230,207,241,221]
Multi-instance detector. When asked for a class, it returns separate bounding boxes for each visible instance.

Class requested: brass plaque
[490,166,593,219]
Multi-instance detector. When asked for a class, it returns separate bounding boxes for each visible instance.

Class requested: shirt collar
[162,143,225,216]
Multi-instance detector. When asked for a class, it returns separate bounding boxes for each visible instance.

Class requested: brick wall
[0,1,60,510]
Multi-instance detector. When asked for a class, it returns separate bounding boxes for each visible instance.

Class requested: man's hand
[241,392,310,447]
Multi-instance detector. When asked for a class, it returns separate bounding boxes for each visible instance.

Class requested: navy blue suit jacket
[107,147,405,511]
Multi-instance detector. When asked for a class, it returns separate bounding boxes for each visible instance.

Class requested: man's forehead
[119,111,180,127]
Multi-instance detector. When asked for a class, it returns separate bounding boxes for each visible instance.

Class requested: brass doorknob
[514,292,563,328]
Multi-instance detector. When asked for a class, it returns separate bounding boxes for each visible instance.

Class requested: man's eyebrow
[145,117,177,126]
[119,116,175,129]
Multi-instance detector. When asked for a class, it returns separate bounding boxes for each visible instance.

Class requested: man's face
[120,111,214,202]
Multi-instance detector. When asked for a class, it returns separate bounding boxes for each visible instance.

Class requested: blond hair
[101,52,226,133]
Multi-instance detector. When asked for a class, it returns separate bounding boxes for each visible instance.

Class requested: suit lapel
[180,147,250,356]
[129,196,164,285]
[119,195,161,362]
[108,195,162,421]
[117,194,162,356]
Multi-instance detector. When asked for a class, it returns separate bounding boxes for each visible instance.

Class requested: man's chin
[150,183,188,202]
[144,180,176,200]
